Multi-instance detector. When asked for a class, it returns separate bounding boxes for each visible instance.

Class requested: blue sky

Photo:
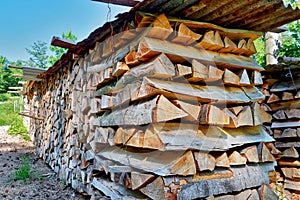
[0,0,130,62]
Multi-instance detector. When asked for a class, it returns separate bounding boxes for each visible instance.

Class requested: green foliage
[0,100,19,126]
[13,155,32,183]
[8,115,29,140]
[0,93,11,102]
[48,31,77,66]
[26,41,49,69]
[277,20,300,57]
[253,36,266,67]
[0,56,22,93]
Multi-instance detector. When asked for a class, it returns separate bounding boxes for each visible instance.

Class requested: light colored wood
[207,65,224,82]
[146,13,173,40]
[252,71,263,85]
[236,69,251,86]
[99,146,196,176]
[282,167,300,180]
[197,31,224,51]
[260,143,275,162]
[112,62,130,77]
[265,143,282,155]
[271,120,300,129]
[282,92,294,101]
[269,99,300,111]
[281,147,299,158]
[240,145,259,163]
[100,95,188,126]
[175,64,192,77]
[223,108,239,128]
[228,151,247,165]
[125,50,140,65]
[284,179,300,192]
[229,106,243,115]
[194,152,215,171]
[215,152,230,168]
[131,172,155,190]
[237,106,253,126]
[282,128,297,138]
[267,93,280,103]
[223,68,240,86]
[137,37,263,71]
[272,110,286,120]
[200,104,229,125]
[219,36,237,53]
[173,99,201,121]
[171,23,202,45]
[270,79,300,92]
[245,39,257,56]
[252,102,272,126]
[143,126,165,149]
[140,177,165,200]
[285,108,300,119]
[189,59,208,82]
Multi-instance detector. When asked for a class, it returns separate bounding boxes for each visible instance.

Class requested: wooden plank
[100,95,188,126]
[177,163,275,199]
[98,147,196,176]
[137,37,264,71]
[136,77,253,104]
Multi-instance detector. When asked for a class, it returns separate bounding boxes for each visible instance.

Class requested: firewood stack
[23,13,278,199]
[262,57,300,196]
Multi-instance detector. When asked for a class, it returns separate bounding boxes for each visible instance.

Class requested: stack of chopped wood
[23,13,278,199]
[262,57,300,197]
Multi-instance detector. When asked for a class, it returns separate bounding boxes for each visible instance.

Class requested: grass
[0,97,30,140]
[13,155,32,183]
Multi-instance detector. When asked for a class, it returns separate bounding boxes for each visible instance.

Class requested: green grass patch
[13,155,32,183]
[0,93,11,102]
[0,100,19,126]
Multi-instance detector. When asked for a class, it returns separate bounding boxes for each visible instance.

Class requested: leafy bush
[8,115,29,140]
[0,100,18,126]
[0,93,11,102]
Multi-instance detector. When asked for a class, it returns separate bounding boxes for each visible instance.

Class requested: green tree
[26,41,49,69]
[0,56,22,93]
[48,31,77,66]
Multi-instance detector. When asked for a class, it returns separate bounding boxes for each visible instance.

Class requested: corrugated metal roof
[9,65,46,81]
[40,0,300,78]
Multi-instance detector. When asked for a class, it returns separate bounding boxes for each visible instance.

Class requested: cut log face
[281,147,299,158]
[194,152,216,171]
[260,143,276,162]
[252,102,272,126]
[112,62,130,77]
[237,69,251,86]
[285,109,300,119]
[175,64,192,77]
[252,71,263,85]
[237,106,253,126]
[171,23,202,45]
[139,177,165,200]
[189,59,208,82]
[131,172,155,190]
[223,68,240,86]
[219,36,237,53]
[207,65,224,82]
[146,14,173,40]
[240,145,259,163]
[215,152,230,168]
[200,104,230,125]
[228,151,247,165]
[197,31,224,51]
[173,100,201,121]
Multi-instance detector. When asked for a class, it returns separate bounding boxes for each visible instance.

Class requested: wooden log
[282,128,297,138]
[269,99,300,111]
[272,110,286,120]
[265,143,282,155]
[188,59,208,82]
[115,53,175,89]
[137,37,263,71]
[282,92,294,101]
[270,79,300,92]
[229,106,243,115]
[139,177,165,200]
[278,159,300,167]
[131,172,155,190]
[236,69,251,86]
[207,65,224,82]
[236,39,248,55]
[172,100,201,121]
[197,31,224,51]
[223,108,239,128]
[146,123,273,151]
[275,141,300,148]
[284,179,300,192]
[146,14,173,40]
[219,36,237,54]
[194,152,215,171]
[223,68,240,86]
[259,143,276,162]
[143,126,165,149]
[228,151,247,165]
[252,102,272,126]
[100,95,188,126]
[215,152,230,168]
[271,120,300,129]
[175,64,192,77]
[112,62,130,77]
[267,93,280,104]
[240,145,259,163]
[282,167,300,180]
[245,39,257,56]
[178,163,275,199]
[171,23,202,45]
[125,50,140,66]
[200,104,230,125]
[258,185,278,200]
[285,109,300,119]
[98,147,196,176]
[237,106,253,126]
[252,71,263,85]
[281,147,299,158]
[136,77,255,104]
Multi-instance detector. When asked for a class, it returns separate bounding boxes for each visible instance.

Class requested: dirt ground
[0,126,89,200]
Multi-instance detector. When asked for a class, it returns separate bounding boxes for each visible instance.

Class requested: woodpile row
[262,58,300,198]
[23,13,278,199]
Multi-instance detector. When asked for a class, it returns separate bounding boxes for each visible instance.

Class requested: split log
[139,177,165,200]
[236,69,251,86]
[237,106,253,126]
[269,99,300,111]
[284,179,300,192]
[240,145,259,163]
[282,92,294,101]
[252,71,263,85]
[267,93,280,104]
[271,120,300,129]
[282,167,300,180]
[228,151,247,165]
[215,152,230,168]
[270,79,300,92]
[171,23,202,45]
[206,65,224,82]
[258,185,278,200]
[137,37,263,71]
[197,31,224,51]
[229,106,243,115]
[172,99,200,121]
[178,163,275,199]
[98,147,196,176]
[131,172,155,190]
[223,108,238,128]
[252,102,272,126]
[188,59,208,82]
[245,39,257,56]
[219,36,237,54]
[223,68,240,86]
[112,62,130,77]
[145,14,173,40]
[272,110,286,120]
[175,64,192,77]
[281,147,299,158]
[259,143,276,162]
[282,128,297,138]
[236,39,248,55]
[200,104,229,125]
[125,51,140,65]
[194,152,215,171]
[100,95,188,126]
[275,142,300,148]
[285,108,300,119]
